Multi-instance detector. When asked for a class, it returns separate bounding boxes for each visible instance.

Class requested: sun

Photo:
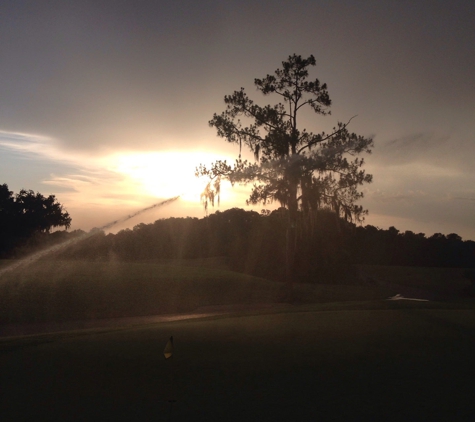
[111,151,236,203]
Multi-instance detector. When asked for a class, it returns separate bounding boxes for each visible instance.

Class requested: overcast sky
[1,0,474,239]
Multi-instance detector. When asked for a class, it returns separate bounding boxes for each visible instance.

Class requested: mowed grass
[0,259,401,325]
[359,264,472,300]
[1,260,474,420]
[0,259,287,323]
[1,304,475,421]
[0,258,473,327]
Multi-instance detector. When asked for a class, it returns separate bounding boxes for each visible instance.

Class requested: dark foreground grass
[2,303,475,421]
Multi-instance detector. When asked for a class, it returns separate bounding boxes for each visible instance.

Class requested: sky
[1,0,474,239]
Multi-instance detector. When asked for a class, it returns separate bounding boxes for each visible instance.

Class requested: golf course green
[2,302,475,421]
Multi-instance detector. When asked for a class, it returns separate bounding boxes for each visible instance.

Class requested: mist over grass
[0,210,473,327]
[33,209,473,291]
[1,256,473,326]
[0,259,284,324]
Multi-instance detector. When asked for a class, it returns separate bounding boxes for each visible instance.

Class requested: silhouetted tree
[196,54,373,281]
[0,184,71,256]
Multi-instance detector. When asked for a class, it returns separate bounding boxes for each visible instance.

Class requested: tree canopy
[196,54,374,224]
[0,184,71,256]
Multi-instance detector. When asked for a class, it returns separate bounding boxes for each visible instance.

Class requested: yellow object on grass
[163,336,173,359]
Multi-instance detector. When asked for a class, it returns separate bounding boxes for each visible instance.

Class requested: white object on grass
[388,294,429,302]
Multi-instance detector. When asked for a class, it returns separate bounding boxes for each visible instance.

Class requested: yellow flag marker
[163,336,174,359]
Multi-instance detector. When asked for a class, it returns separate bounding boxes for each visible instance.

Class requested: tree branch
[297,115,357,154]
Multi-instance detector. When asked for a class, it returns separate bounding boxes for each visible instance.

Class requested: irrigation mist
[0,195,180,277]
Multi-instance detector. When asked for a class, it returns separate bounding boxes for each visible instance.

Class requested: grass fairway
[0,259,393,326]
[2,303,475,421]
[359,264,472,300]
[0,260,286,323]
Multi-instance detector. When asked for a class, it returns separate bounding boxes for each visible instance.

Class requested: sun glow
[0,129,257,230]
[111,151,235,202]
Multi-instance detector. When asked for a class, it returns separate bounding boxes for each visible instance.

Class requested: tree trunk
[286,224,296,284]
[286,181,299,287]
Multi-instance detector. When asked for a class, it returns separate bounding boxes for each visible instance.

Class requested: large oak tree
[0,184,71,255]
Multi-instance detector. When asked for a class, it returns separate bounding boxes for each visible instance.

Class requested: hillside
[1,257,473,330]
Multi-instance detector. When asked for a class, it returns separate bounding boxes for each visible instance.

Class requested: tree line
[2,181,473,283]
[349,225,475,268]
[49,208,474,283]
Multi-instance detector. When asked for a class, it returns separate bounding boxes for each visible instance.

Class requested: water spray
[0,195,181,277]
[99,195,180,231]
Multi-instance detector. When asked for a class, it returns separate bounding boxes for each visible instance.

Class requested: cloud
[0,129,255,230]
[1,1,474,239]
[372,131,475,174]
[364,184,475,238]
[387,132,448,154]
[454,196,475,202]
[0,130,149,207]
[0,130,58,156]
[376,133,448,165]
[0,130,89,168]
[370,189,428,203]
